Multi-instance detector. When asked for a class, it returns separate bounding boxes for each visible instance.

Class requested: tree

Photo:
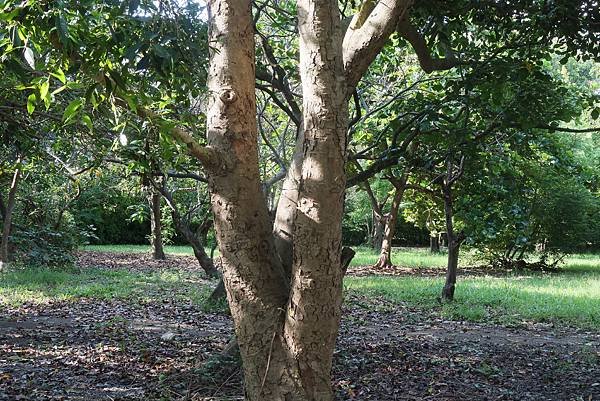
[3,0,599,399]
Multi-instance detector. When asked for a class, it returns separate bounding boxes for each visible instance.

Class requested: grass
[83,244,202,256]
[4,245,600,329]
[345,254,600,329]
[82,244,449,268]
[0,266,214,307]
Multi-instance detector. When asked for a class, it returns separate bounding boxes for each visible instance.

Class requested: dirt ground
[1,252,599,401]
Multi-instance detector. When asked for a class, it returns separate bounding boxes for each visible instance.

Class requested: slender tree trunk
[0,193,6,220]
[156,183,219,277]
[442,158,464,301]
[273,125,304,278]
[1,164,21,269]
[147,185,165,260]
[430,234,440,253]
[374,175,408,269]
[443,238,460,301]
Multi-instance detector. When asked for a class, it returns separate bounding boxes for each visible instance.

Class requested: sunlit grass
[350,246,450,268]
[8,246,600,329]
[345,256,600,329]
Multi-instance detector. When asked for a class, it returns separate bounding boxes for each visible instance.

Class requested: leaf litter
[0,251,598,400]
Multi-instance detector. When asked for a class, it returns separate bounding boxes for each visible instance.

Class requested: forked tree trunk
[147,186,165,260]
[374,175,408,269]
[0,163,21,269]
[203,0,411,398]
[205,0,348,398]
[159,186,219,277]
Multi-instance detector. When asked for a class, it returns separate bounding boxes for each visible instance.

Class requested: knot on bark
[220,89,238,105]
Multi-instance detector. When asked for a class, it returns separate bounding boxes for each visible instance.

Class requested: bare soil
[0,252,598,401]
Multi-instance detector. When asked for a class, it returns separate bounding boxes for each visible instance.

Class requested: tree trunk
[273,125,304,278]
[283,0,349,395]
[156,183,219,277]
[205,0,349,398]
[205,1,296,399]
[430,234,440,253]
[442,238,460,301]
[441,173,462,301]
[148,187,165,260]
[374,175,408,269]
[1,164,21,269]
[371,211,385,250]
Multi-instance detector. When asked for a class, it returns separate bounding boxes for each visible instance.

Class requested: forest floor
[1,250,599,401]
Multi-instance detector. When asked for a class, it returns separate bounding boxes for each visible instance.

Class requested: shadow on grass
[0,266,222,311]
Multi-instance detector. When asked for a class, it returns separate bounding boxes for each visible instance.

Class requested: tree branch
[397,17,460,74]
[528,125,600,133]
[113,98,221,171]
[343,0,413,91]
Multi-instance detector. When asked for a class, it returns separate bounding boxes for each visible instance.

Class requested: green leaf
[62,99,83,122]
[591,108,600,120]
[81,114,93,131]
[27,93,36,115]
[39,80,50,100]
[51,85,67,96]
[23,47,35,69]
[55,14,70,47]
[50,68,66,84]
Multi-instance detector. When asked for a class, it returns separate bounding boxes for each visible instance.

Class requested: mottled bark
[374,175,408,269]
[273,0,412,275]
[0,164,21,269]
[205,1,296,399]
[281,0,349,397]
[202,0,402,397]
[273,126,303,278]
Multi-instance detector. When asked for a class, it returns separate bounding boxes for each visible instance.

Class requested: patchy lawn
[1,249,599,400]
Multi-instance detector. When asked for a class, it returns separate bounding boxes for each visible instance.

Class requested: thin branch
[113,97,221,170]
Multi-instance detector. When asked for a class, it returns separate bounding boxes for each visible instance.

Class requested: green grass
[345,255,600,329]
[82,244,202,256]
[0,266,215,307]
[6,245,600,329]
[350,246,449,268]
[83,244,448,268]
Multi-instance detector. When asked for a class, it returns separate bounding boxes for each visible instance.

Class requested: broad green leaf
[23,47,35,69]
[63,99,83,122]
[82,114,93,131]
[27,93,36,115]
[39,80,49,100]
[50,68,66,84]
